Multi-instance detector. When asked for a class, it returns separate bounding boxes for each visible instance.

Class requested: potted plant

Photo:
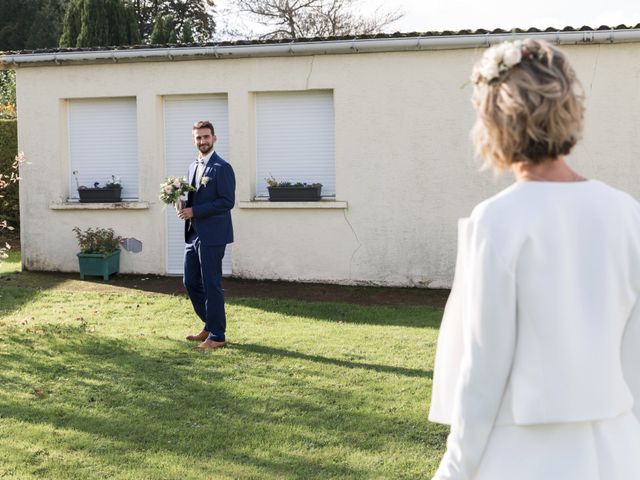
[73,226,123,281]
[266,175,322,201]
[73,171,122,203]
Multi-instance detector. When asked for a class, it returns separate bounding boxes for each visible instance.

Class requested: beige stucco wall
[14,42,640,286]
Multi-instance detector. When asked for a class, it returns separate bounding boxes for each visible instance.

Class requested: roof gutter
[2,29,640,68]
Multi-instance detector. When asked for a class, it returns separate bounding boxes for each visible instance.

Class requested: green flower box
[77,250,120,281]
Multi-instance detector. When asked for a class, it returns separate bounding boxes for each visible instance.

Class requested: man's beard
[198,144,213,154]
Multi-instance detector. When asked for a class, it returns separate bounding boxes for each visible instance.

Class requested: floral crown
[471,40,541,85]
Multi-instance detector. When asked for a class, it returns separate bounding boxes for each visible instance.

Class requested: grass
[0,248,20,274]
[0,252,448,479]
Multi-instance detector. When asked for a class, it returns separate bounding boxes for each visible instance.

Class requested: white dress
[429,180,640,480]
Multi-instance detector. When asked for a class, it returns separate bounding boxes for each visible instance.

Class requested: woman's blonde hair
[471,38,585,171]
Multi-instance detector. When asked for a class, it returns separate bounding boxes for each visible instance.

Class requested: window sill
[238,199,348,209]
[50,200,150,210]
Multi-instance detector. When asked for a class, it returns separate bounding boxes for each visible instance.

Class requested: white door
[163,95,231,275]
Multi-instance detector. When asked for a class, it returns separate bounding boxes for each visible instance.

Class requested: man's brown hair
[192,120,215,135]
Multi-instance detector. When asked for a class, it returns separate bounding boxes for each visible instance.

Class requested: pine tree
[59,0,82,48]
[131,1,215,43]
[0,0,71,51]
[149,14,168,44]
[166,15,177,43]
[25,0,69,50]
[76,0,107,47]
[149,13,178,44]
[181,21,195,44]
[60,0,140,48]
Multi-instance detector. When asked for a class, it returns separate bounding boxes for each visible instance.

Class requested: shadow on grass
[227,297,443,329]
[1,282,444,330]
[0,249,73,316]
[0,285,45,319]
[2,260,450,311]
[231,342,432,379]
[0,326,441,478]
[0,270,178,319]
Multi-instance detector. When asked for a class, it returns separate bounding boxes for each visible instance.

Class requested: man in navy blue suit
[177,120,235,349]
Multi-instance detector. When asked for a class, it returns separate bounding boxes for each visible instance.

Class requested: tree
[0,71,16,119]
[1,0,215,50]
[181,20,195,43]
[0,152,23,261]
[0,0,71,51]
[149,14,178,44]
[131,1,215,43]
[59,0,140,48]
[232,0,402,39]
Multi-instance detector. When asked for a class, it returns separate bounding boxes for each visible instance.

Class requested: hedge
[0,119,19,227]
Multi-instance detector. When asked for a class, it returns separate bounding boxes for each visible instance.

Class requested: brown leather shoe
[195,338,227,349]
[186,329,209,342]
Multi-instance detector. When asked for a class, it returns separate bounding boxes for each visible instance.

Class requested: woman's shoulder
[470,179,640,238]
[475,179,638,212]
[582,180,640,219]
[469,182,524,225]
[595,180,640,204]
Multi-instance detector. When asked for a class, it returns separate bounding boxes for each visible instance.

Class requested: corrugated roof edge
[2,24,640,68]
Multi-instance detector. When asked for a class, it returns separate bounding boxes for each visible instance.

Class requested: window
[68,98,138,200]
[256,90,335,198]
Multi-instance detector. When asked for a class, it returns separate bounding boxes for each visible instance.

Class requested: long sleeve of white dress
[429,219,469,424]
[432,219,517,480]
[622,296,640,422]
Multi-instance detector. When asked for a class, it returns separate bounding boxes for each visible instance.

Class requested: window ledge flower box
[267,185,322,202]
[78,186,122,203]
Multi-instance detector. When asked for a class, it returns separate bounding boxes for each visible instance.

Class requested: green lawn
[0,253,447,479]
[0,248,20,274]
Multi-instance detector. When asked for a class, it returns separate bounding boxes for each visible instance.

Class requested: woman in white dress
[429,39,640,479]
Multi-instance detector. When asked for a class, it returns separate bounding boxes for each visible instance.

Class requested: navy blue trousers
[183,236,227,342]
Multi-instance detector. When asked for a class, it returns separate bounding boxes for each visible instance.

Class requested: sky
[215,0,640,38]
[375,0,640,32]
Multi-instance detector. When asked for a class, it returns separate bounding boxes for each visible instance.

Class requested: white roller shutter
[163,95,231,275]
[256,90,335,197]
[68,98,138,199]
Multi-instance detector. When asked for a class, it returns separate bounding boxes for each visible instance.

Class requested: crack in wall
[305,56,316,89]
[342,209,362,280]
[589,44,600,91]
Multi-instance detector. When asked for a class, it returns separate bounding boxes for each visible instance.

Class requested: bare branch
[231,0,403,39]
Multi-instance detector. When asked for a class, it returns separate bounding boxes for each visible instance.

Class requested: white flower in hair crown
[472,40,538,85]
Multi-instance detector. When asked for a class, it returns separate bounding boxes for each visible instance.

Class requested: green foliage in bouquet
[159,176,195,204]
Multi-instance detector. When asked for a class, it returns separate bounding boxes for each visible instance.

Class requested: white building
[2,27,640,287]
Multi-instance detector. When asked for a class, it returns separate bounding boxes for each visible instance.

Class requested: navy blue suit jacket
[185,152,235,246]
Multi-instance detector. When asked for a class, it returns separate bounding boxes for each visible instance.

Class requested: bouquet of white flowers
[159,176,195,210]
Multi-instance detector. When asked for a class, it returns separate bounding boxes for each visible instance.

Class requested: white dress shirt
[430,180,640,479]
[196,150,215,187]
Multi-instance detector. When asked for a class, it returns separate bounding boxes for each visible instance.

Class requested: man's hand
[177,207,194,220]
